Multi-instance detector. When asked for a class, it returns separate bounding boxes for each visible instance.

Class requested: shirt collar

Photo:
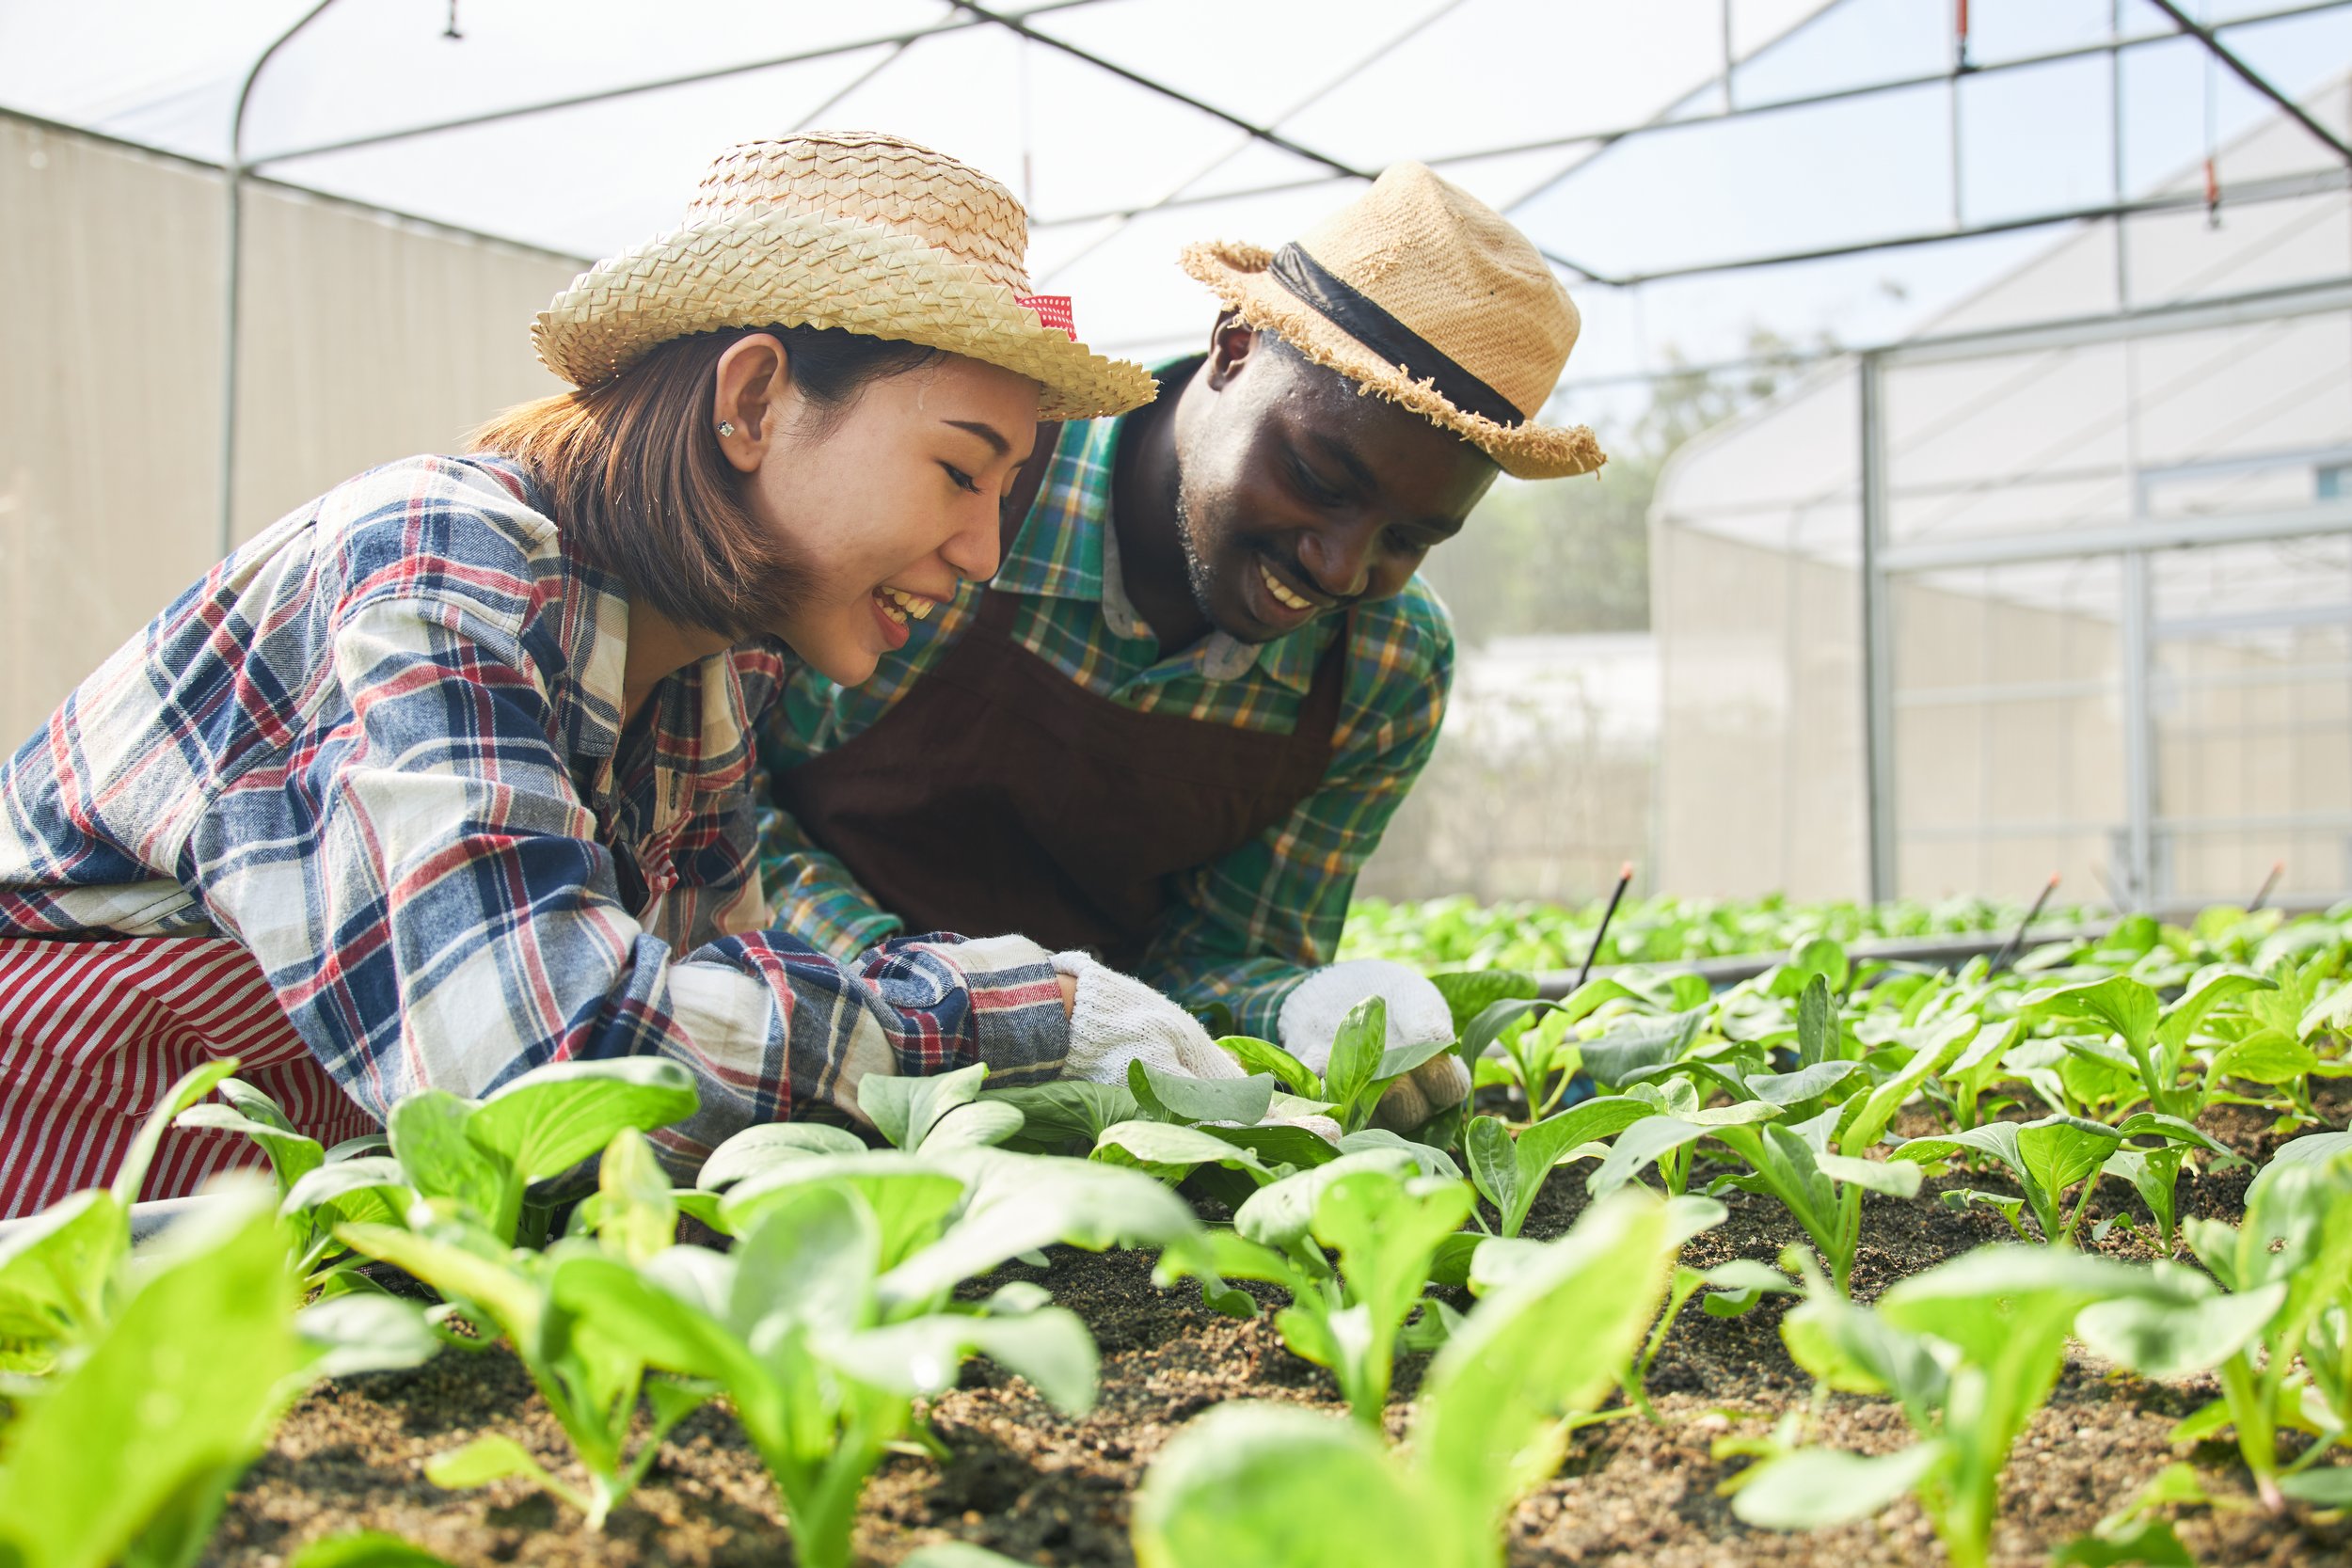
[995,366,1337,693]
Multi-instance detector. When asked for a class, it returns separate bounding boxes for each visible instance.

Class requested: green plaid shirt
[753,390,1454,1037]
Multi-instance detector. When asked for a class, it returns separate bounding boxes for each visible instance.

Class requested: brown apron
[772,429,1348,967]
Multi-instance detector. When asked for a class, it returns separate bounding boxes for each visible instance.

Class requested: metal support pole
[2122,539,2157,908]
[1859,352,1899,901]
[216,0,342,560]
[2145,0,2352,166]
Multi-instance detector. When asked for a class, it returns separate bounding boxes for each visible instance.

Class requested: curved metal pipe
[215,0,343,561]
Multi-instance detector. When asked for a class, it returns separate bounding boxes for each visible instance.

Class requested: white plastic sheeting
[1653,78,2352,905]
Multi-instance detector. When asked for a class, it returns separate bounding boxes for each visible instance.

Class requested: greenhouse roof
[6,0,2351,415]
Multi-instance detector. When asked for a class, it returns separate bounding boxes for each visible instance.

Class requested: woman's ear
[711,333,793,473]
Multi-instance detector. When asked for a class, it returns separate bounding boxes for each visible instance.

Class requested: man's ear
[1202,310,1258,391]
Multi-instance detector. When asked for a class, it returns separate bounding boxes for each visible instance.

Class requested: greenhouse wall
[0,115,577,743]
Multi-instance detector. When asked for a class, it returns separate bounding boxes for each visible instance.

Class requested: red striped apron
[0,936,375,1218]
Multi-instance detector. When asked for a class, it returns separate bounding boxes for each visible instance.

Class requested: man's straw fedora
[1180,164,1603,480]
[533,131,1155,422]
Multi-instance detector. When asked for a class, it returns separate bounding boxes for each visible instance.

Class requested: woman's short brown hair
[471,325,938,640]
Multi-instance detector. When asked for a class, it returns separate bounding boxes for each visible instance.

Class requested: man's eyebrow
[944,419,1012,458]
[1306,431,1379,496]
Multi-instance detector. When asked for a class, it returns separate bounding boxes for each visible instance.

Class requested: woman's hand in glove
[1052,952,1247,1085]
[1278,959,1470,1132]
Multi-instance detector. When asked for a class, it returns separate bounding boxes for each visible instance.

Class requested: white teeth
[1259,561,1312,612]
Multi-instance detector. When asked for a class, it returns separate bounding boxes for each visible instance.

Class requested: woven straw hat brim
[534,209,1156,422]
[1179,240,1605,481]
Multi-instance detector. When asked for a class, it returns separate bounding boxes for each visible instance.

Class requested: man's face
[1168,324,1500,643]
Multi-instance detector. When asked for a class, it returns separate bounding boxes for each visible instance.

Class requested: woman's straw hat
[532,132,1155,421]
[1180,164,1603,479]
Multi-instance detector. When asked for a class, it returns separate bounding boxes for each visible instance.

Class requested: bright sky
[5,0,2348,436]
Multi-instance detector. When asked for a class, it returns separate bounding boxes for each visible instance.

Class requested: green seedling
[2022,969,2275,1123]
[0,1180,434,1568]
[1727,1244,2167,1568]
[281,1056,699,1249]
[1462,1096,1658,1238]
[1891,1111,2222,1248]
[1124,1189,1677,1568]
[553,1145,1196,1568]
[339,1127,712,1528]
[1161,1150,1470,1427]
[174,1076,390,1288]
[1219,997,1459,1136]
[2074,1132,2352,1510]
[0,1057,245,1372]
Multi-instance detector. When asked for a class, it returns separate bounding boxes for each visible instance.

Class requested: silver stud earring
[716,420,736,437]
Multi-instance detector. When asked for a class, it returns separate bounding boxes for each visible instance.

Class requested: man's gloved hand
[1053,951,1248,1086]
[1278,958,1471,1132]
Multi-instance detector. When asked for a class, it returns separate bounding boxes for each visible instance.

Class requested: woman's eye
[942,464,982,495]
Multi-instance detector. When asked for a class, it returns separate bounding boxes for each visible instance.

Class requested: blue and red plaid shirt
[0,455,1070,1169]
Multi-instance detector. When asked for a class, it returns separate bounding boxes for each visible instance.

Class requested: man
[754,162,1603,1128]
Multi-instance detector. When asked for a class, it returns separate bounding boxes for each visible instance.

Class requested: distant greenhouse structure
[1652,76,2352,911]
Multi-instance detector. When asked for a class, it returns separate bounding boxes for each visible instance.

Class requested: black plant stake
[2249,859,2285,913]
[1576,862,1635,989]
[1989,872,2059,973]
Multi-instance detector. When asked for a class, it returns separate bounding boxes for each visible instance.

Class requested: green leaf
[466,1057,699,1180]
[2024,975,2161,1053]
[1730,1442,1947,1530]
[0,1185,304,1568]
[2280,1467,2352,1506]
[1583,1116,1709,1197]
[881,1149,1200,1308]
[113,1057,245,1208]
[1196,1120,1341,1171]
[2075,1280,2287,1379]
[1214,1036,1323,1098]
[387,1091,510,1227]
[0,1188,121,1345]
[859,1061,990,1150]
[695,1122,868,1191]
[1127,1059,1278,1127]
[280,1156,410,1228]
[979,1082,1140,1151]
[1093,1120,1275,1183]
[285,1532,461,1568]
[1233,1150,1420,1253]
[174,1099,324,1198]
[1749,1059,1862,1105]
[836,1305,1099,1414]
[334,1222,541,1342]
[2109,1112,2231,1156]
[1837,1013,1977,1158]
[718,1152,962,1270]
[2209,1030,2320,1086]
[292,1293,440,1382]
[919,1100,1026,1152]
[1463,1117,1517,1227]
[1311,1172,1475,1421]
[1131,1403,1461,1568]
[1795,974,1837,1067]
[1813,1150,1922,1199]
[1413,1190,1674,1537]
[424,1434,558,1492]
[1788,938,1851,997]
[595,1127,676,1266]
[1323,997,1390,1123]
[2156,970,2275,1057]
[1581,1009,1703,1090]
[1428,970,1541,1036]
[900,1547,1036,1568]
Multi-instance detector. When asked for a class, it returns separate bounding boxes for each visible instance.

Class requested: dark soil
[204,1087,2352,1568]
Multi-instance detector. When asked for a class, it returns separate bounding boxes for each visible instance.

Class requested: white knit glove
[1279,959,1470,1132]
[1053,952,1248,1085]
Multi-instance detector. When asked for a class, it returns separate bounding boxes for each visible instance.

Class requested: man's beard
[1171,482,1223,627]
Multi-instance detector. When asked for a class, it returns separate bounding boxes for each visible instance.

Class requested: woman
[0,132,1239,1218]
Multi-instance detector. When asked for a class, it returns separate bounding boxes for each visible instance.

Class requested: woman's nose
[945,500,1002,583]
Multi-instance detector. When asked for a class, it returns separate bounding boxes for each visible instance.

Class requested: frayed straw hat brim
[1180,240,1605,480]
[534,209,1155,421]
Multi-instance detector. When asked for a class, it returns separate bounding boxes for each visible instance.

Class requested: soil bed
[206,1089,2352,1568]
